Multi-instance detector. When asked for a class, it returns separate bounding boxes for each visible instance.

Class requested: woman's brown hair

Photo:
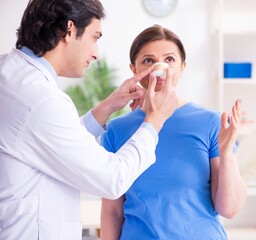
[130,25,186,65]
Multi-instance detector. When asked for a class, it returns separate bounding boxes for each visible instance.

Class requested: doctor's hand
[92,66,154,126]
[218,99,241,159]
[144,68,180,133]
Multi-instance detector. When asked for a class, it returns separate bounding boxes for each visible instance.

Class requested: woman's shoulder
[177,102,221,129]
[107,108,145,129]
[186,102,220,117]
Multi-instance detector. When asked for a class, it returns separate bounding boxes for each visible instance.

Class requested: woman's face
[130,40,186,91]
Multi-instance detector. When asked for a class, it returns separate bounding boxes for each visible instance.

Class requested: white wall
[0,1,27,52]
[100,0,217,109]
[0,0,218,109]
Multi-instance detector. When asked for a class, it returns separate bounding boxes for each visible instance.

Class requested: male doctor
[0,0,180,239]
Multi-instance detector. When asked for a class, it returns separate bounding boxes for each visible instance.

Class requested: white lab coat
[0,49,158,240]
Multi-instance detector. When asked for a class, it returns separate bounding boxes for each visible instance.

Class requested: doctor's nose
[91,44,99,61]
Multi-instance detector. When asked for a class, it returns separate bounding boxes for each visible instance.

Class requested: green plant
[65,59,128,119]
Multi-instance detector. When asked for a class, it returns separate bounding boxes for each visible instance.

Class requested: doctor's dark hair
[16,0,105,56]
[130,25,186,65]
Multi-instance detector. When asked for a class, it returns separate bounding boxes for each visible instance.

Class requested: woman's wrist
[144,112,164,133]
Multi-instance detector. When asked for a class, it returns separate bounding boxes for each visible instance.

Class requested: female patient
[100,25,247,240]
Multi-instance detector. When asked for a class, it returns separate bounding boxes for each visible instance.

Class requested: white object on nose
[152,62,169,78]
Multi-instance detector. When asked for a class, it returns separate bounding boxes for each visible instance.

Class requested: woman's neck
[140,97,188,112]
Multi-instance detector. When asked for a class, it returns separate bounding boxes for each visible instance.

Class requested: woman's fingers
[164,68,174,90]
[147,73,157,96]
[221,112,228,130]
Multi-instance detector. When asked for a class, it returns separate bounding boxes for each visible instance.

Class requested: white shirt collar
[20,47,57,81]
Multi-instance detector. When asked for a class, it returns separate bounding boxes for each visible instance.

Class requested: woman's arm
[101,195,125,240]
[211,99,247,218]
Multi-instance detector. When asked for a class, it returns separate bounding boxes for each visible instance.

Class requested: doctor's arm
[211,100,247,218]
[19,68,179,199]
[20,99,156,199]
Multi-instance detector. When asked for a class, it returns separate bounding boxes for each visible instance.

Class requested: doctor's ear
[65,20,75,41]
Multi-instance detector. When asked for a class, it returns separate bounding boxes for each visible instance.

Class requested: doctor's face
[130,40,186,92]
[64,18,102,78]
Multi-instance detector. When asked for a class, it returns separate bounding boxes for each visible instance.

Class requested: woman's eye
[143,58,154,64]
[166,57,174,63]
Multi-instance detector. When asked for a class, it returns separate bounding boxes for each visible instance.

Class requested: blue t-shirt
[101,102,227,240]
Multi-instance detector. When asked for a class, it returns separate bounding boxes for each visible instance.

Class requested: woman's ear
[180,61,186,77]
[130,63,136,75]
[181,62,187,72]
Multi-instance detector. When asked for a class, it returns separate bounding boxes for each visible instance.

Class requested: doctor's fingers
[130,65,154,85]
[130,86,145,111]
[119,66,153,96]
